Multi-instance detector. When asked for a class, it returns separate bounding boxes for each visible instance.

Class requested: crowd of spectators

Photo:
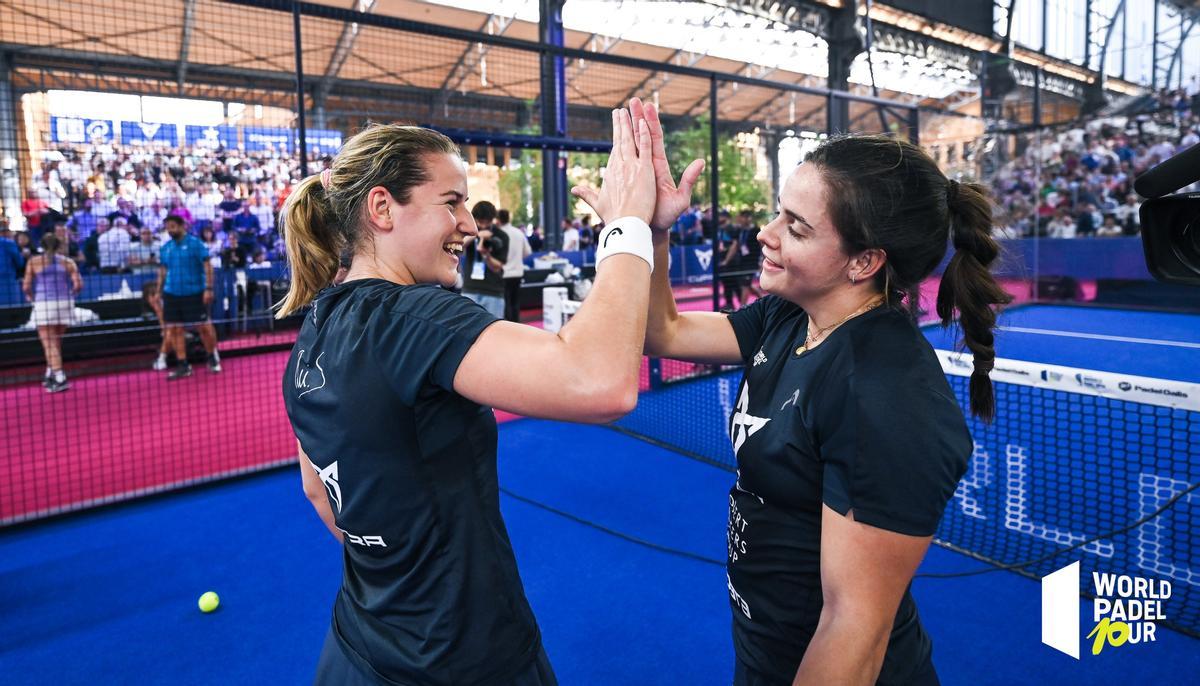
[5,144,316,279]
[5,83,1199,290]
[989,86,1199,239]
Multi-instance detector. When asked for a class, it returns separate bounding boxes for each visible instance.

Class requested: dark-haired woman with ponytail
[280,109,658,685]
[632,99,1010,685]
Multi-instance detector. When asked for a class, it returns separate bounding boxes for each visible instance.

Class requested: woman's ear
[364,186,394,232]
[849,248,887,282]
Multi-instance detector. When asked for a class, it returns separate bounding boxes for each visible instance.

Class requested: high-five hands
[570,105,657,225]
[628,97,706,233]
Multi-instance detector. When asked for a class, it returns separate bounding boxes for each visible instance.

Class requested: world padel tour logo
[1042,562,1171,658]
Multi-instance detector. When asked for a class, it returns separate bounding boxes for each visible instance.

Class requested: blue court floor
[921,304,1200,382]
[2,418,1197,685]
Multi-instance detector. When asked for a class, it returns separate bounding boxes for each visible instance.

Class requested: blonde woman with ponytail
[281,107,657,685]
[631,97,1010,686]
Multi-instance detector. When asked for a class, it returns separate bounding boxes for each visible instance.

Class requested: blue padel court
[3,304,1197,685]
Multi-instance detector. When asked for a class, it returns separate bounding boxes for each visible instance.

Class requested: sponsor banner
[120,121,179,145]
[297,129,343,153]
[50,117,115,144]
[185,125,237,149]
[243,126,293,153]
[935,350,1200,412]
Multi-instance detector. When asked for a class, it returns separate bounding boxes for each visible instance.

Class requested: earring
[850,274,857,285]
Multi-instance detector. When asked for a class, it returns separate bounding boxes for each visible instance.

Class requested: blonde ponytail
[276,174,341,318]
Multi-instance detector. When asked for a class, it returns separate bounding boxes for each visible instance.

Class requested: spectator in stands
[140,199,167,234]
[1047,208,1077,238]
[220,231,247,270]
[1181,125,1199,151]
[53,222,85,266]
[0,225,23,282]
[1075,202,1098,237]
[13,231,33,275]
[21,189,49,236]
[217,187,242,233]
[182,181,215,232]
[200,225,223,267]
[560,217,579,251]
[88,189,114,223]
[232,200,263,255]
[129,227,160,272]
[460,201,506,318]
[1097,214,1123,238]
[97,218,129,273]
[68,198,99,239]
[250,189,275,233]
[157,214,221,379]
[108,197,142,230]
[1116,194,1141,235]
[249,249,271,269]
[22,233,82,393]
[496,208,532,322]
[578,216,594,251]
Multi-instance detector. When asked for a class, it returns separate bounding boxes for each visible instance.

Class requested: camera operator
[496,208,533,322]
[461,201,507,318]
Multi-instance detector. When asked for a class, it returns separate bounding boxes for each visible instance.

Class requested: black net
[616,355,1200,638]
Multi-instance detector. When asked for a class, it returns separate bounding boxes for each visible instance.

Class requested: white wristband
[594,217,654,274]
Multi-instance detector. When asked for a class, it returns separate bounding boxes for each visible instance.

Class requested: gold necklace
[795,296,884,356]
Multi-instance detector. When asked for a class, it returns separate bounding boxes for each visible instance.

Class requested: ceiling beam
[313,0,378,106]
[176,0,197,92]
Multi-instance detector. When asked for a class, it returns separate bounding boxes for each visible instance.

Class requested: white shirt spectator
[499,223,532,278]
[139,206,167,233]
[184,191,215,222]
[1047,218,1077,239]
[90,198,116,219]
[251,202,275,233]
[98,228,131,269]
[561,227,579,251]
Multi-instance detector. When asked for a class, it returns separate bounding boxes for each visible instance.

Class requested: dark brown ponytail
[935,179,1013,422]
[805,135,1012,422]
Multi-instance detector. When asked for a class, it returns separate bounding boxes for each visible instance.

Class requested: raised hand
[570,105,656,225]
[628,97,706,232]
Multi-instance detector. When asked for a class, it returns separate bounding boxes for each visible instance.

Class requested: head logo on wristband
[595,218,654,273]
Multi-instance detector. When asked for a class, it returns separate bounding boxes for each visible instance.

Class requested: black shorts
[314,627,558,686]
[162,293,208,324]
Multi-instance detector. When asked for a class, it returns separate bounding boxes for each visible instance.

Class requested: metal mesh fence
[0,0,915,527]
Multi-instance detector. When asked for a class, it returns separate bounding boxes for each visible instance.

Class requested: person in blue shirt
[278,111,660,685]
[156,215,220,379]
[0,226,23,285]
[632,99,1010,686]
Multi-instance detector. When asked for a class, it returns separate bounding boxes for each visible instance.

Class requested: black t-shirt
[724,295,971,684]
[282,279,542,685]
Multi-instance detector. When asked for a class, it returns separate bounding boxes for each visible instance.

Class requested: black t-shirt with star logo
[282,279,544,686]
[724,295,971,684]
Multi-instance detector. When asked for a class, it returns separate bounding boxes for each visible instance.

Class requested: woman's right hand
[570,104,656,225]
[629,98,705,234]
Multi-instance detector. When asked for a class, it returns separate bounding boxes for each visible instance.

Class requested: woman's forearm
[791,610,890,686]
[644,233,679,357]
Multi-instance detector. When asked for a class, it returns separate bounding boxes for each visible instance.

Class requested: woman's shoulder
[843,307,940,380]
[327,281,468,322]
